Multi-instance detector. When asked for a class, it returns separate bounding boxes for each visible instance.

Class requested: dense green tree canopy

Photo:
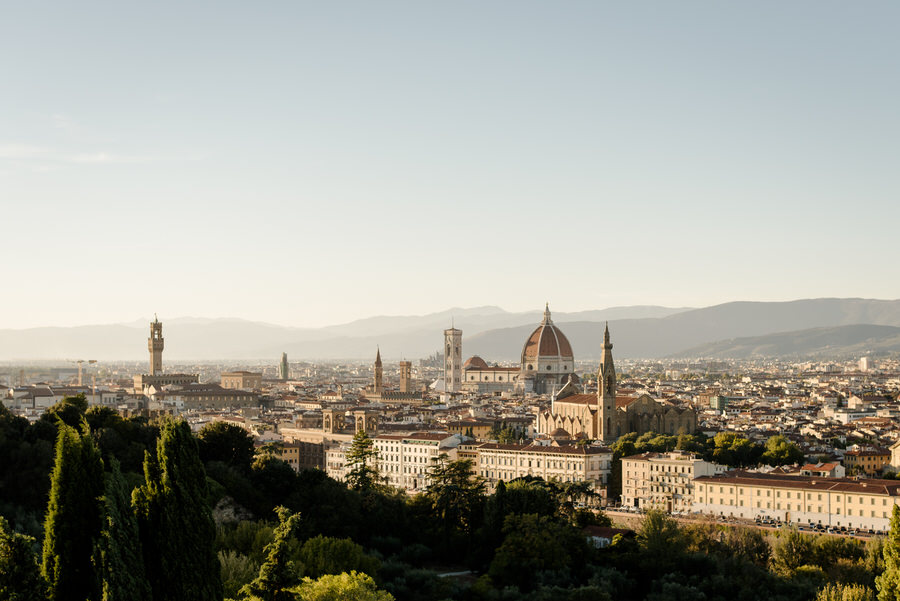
[133,418,222,601]
[298,536,381,580]
[424,456,485,535]
[0,516,47,601]
[198,421,256,473]
[96,459,150,601]
[291,571,394,601]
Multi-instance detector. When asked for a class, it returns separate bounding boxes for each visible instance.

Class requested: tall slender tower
[597,322,617,441]
[280,352,289,380]
[443,326,462,392]
[373,347,383,394]
[398,360,412,393]
[148,315,164,376]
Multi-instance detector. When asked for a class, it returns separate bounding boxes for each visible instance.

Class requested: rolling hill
[2,298,899,361]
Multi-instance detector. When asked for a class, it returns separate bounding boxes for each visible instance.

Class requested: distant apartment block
[475,442,613,498]
[843,447,890,476]
[374,432,463,491]
[693,471,900,530]
[221,371,263,390]
[621,451,727,513]
[326,432,463,493]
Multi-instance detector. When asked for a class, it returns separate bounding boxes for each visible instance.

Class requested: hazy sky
[2,2,898,329]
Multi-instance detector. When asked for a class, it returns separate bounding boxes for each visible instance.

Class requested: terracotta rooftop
[521,319,574,362]
[477,442,612,455]
[695,470,900,495]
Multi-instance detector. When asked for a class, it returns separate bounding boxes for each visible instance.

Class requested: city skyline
[3,2,899,329]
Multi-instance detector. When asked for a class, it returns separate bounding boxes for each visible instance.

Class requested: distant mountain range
[1,299,899,361]
[466,298,900,360]
[668,324,900,359]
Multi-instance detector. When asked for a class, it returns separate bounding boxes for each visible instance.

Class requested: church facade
[538,325,696,442]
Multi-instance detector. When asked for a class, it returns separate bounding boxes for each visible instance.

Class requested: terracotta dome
[464,355,489,369]
[521,305,573,364]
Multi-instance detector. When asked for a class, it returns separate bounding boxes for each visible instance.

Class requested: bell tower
[373,347,383,394]
[148,315,164,376]
[597,323,617,441]
[443,326,462,392]
[398,360,412,393]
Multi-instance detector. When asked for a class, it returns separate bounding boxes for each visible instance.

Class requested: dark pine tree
[240,506,302,601]
[133,418,223,601]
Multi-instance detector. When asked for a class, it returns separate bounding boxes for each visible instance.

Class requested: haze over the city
[2,2,899,329]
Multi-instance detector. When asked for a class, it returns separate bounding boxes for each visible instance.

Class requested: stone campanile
[597,322,617,441]
[148,315,164,376]
[398,360,412,393]
[373,347,383,394]
[443,326,462,392]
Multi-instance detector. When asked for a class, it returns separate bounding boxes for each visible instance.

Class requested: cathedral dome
[464,355,489,369]
[521,304,574,365]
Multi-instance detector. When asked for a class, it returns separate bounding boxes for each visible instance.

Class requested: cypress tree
[96,458,151,601]
[877,505,900,601]
[240,506,302,601]
[41,422,104,601]
[133,418,222,601]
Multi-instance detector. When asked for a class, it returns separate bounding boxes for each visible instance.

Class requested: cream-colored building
[461,356,520,394]
[890,440,900,473]
[276,441,324,472]
[326,432,463,493]
[693,471,900,531]
[160,383,258,409]
[475,441,613,498]
[843,447,890,476]
[221,371,263,390]
[325,444,351,483]
[621,451,727,513]
[374,432,463,492]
